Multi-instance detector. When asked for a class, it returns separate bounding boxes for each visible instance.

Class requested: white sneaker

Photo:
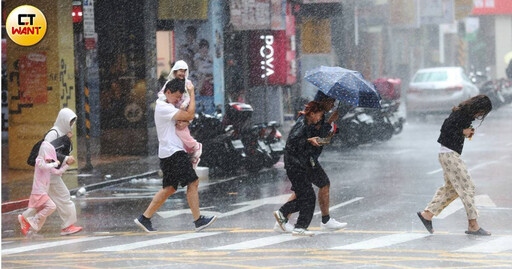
[273,222,294,233]
[292,228,315,236]
[320,218,347,231]
[273,210,288,231]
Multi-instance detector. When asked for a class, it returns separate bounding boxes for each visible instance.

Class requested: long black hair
[452,94,492,121]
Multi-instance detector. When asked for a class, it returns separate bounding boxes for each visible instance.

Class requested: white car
[407,67,479,113]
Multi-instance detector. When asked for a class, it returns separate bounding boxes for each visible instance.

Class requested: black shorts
[160,151,198,190]
[286,164,330,192]
[309,164,330,188]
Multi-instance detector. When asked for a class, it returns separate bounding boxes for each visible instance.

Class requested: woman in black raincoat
[273,101,325,236]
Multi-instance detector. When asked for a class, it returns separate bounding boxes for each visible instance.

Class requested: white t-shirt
[154,99,185,158]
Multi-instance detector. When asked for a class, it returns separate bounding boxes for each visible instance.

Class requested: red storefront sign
[472,0,512,15]
[248,3,296,86]
[19,52,48,104]
[249,31,286,85]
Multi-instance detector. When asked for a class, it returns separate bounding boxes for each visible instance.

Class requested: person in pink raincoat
[158,60,202,169]
[18,141,70,236]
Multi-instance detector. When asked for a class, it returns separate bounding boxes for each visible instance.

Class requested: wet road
[2,104,512,268]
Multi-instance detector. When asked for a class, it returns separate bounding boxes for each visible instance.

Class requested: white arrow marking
[435,194,496,219]
[219,194,291,218]
[314,197,364,216]
[158,194,290,219]
[157,206,219,219]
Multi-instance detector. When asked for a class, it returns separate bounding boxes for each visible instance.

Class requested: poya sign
[249,31,295,86]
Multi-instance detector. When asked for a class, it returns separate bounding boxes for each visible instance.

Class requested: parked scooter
[223,102,278,173]
[258,121,284,167]
[468,66,507,108]
[189,112,246,172]
[333,77,405,148]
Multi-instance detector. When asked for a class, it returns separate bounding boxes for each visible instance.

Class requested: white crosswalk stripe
[2,236,112,255]
[3,232,512,255]
[85,232,221,252]
[331,233,429,250]
[210,234,312,250]
[454,236,512,253]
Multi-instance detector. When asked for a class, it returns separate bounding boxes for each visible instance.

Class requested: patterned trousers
[426,152,478,220]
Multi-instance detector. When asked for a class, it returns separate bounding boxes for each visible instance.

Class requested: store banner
[419,0,455,25]
[158,0,208,20]
[472,0,512,15]
[248,31,287,86]
[390,0,420,28]
[19,52,48,104]
[230,0,286,31]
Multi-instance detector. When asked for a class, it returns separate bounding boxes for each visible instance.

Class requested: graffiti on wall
[59,58,74,108]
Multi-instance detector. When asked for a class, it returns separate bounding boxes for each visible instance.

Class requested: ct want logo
[6,5,47,46]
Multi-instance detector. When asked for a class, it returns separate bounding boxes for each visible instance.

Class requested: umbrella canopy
[304,66,381,108]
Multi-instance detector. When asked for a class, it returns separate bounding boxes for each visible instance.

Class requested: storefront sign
[248,2,295,86]
[249,31,288,86]
[19,52,47,104]
[419,0,455,25]
[472,0,512,15]
[230,0,286,31]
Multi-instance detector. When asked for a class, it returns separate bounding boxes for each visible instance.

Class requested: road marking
[2,236,112,255]
[219,194,290,218]
[331,233,429,250]
[392,149,413,154]
[427,168,443,175]
[210,234,311,250]
[435,194,496,219]
[426,157,507,175]
[314,197,364,216]
[85,232,221,252]
[158,194,290,219]
[455,237,512,253]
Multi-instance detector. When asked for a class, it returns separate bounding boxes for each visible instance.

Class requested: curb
[1,170,160,214]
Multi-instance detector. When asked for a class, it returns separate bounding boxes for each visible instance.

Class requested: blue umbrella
[304,66,381,108]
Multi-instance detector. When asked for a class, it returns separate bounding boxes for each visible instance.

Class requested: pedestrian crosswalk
[2,230,512,256]
[330,233,429,250]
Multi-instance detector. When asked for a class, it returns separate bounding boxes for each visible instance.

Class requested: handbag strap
[43,129,58,140]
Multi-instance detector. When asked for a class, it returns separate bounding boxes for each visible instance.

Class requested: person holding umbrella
[273,91,347,233]
[273,101,326,236]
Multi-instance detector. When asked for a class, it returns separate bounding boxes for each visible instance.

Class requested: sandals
[417,212,434,234]
[465,228,491,236]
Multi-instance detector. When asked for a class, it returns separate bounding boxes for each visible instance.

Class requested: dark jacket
[51,135,72,169]
[437,109,473,155]
[297,114,331,161]
[284,116,317,172]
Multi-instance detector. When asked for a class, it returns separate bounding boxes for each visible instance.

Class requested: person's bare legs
[420,210,434,221]
[318,185,330,216]
[143,186,176,218]
[186,179,201,220]
[468,219,481,232]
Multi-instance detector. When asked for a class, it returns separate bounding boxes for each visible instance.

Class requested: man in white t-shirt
[135,78,217,232]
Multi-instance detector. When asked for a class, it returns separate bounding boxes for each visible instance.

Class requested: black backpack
[26,129,58,166]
